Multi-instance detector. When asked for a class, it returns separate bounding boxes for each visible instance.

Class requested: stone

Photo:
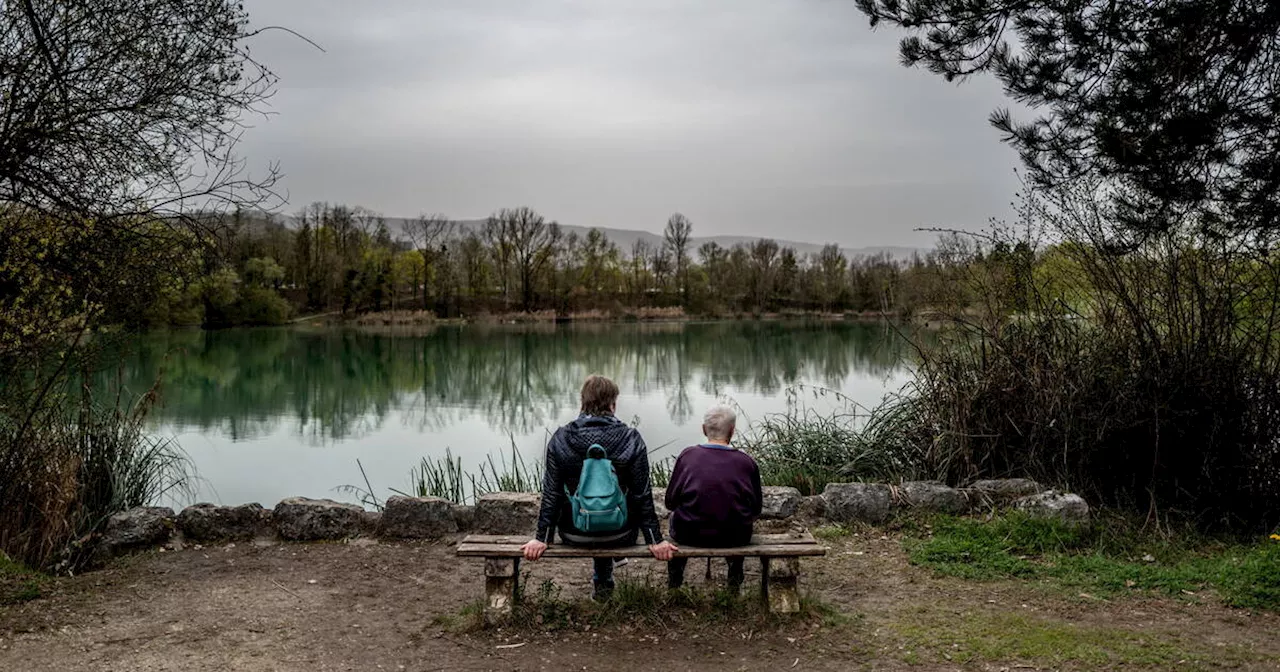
[177,503,271,542]
[101,506,174,551]
[760,486,803,520]
[652,488,670,519]
[379,496,458,539]
[822,482,892,524]
[273,497,367,541]
[452,504,476,532]
[474,492,540,535]
[966,478,1046,506]
[1014,490,1090,524]
[796,495,827,521]
[895,481,969,514]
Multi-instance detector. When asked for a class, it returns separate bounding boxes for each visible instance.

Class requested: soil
[1,531,1276,672]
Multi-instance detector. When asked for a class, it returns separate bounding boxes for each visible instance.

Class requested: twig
[495,642,527,649]
[270,578,302,599]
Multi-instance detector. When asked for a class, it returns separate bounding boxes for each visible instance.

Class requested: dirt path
[1,532,1276,671]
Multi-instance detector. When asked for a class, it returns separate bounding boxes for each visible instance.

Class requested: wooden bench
[456,532,827,621]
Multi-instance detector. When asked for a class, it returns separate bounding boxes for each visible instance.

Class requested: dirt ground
[1,531,1276,672]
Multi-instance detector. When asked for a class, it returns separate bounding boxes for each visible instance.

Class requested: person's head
[702,404,737,444]
[580,375,619,416]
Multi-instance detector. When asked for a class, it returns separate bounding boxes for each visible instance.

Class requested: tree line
[120,204,999,328]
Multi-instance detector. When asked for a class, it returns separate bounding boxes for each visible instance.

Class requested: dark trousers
[560,528,638,590]
[668,556,744,589]
[667,524,750,590]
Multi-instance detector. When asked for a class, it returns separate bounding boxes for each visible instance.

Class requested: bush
[877,183,1280,533]
[237,287,291,325]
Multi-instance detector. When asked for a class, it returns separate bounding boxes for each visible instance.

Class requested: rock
[652,488,669,519]
[895,481,969,514]
[452,504,476,532]
[822,482,892,524]
[177,503,271,542]
[474,492,540,535]
[967,479,1046,506]
[101,506,174,551]
[760,486,803,520]
[361,511,383,534]
[796,495,827,521]
[379,496,458,539]
[1013,490,1090,524]
[273,497,367,541]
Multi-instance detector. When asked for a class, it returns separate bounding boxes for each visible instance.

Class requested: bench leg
[484,557,519,624]
[761,557,800,614]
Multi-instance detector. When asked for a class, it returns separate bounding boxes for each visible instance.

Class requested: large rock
[967,479,1046,506]
[452,504,476,532]
[474,492,540,534]
[379,496,458,539]
[1014,490,1090,524]
[796,495,827,521]
[652,488,670,519]
[101,506,174,551]
[177,503,271,542]
[822,482,892,524]
[896,481,969,514]
[760,486,803,520]
[273,497,367,541]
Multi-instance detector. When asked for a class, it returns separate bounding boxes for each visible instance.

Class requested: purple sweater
[664,444,762,546]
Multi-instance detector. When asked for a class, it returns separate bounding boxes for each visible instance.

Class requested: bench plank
[456,542,825,558]
[460,533,819,546]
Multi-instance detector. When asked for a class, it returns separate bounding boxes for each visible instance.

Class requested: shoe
[592,582,614,602]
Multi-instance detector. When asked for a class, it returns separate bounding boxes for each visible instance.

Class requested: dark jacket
[535,413,663,545]
[665,444,762,547]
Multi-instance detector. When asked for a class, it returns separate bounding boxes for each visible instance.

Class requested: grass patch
[0,553,48,604]
[442,577,849,633]
[892,608,1267,668]
[906,514,1280,610]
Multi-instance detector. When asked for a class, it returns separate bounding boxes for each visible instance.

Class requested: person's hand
[522,539,548,561]
[648,540,679,561]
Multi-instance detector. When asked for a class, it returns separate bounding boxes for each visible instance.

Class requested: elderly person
[664,404,762,590]
[521,375,677,600]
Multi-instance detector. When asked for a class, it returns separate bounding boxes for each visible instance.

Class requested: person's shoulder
[735,448,760,466]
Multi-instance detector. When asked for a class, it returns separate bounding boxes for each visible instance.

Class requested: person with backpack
[663,404,762,591]
[521,375,677,599]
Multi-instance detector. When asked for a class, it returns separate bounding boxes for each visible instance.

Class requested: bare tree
[407,213,455,309]
[0,0,284,224]
[488,207,559,311]
[663,213,693,306]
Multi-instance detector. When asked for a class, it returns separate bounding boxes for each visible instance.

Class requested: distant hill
[375,216,925,261]
[249,210,924,261]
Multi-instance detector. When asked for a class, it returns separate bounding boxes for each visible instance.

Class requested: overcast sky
[240,0,1021,248]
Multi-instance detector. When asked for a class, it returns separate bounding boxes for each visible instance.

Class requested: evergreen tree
[855,0,1280,237]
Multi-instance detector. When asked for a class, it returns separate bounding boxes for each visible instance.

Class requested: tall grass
[404,438,543,505]
[0,360,190,571]
[739,386,932,495]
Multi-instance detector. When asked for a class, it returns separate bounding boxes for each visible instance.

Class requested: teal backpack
[566,444,629,532]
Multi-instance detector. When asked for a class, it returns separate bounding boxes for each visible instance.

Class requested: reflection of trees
[102,321,908,443]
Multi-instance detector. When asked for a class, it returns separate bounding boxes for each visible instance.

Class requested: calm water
[110,321,911,507]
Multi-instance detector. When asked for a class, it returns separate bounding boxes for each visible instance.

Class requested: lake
[109,321,911,507]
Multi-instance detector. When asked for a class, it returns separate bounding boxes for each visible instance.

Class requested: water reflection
[109,321,907,443]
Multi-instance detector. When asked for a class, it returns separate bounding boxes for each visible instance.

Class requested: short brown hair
[580,375,619,416]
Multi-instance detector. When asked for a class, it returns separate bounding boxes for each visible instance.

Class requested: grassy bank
[905,514,1280,611]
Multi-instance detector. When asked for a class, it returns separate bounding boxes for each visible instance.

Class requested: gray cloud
[240,0,1021,248]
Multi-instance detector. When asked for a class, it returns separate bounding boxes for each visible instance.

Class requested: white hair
[702,405,737,440]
